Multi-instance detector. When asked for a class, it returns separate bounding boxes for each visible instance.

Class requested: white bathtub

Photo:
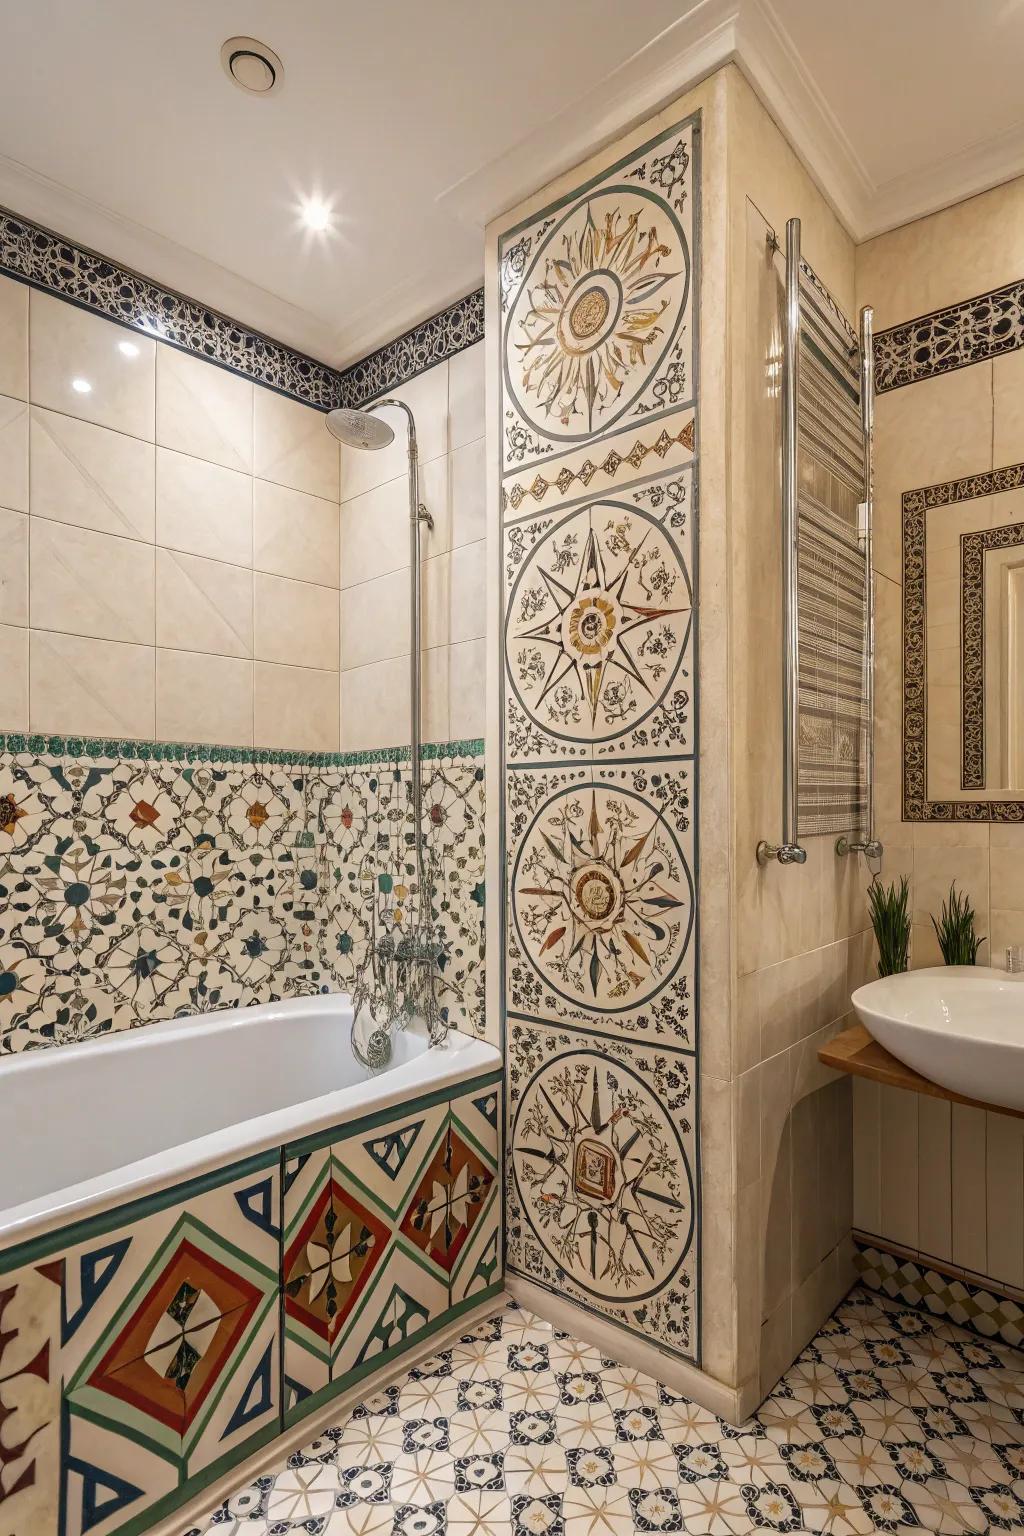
[0,993,501,1249]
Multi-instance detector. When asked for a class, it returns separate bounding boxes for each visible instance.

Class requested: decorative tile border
[902,461,1024,820]
[0,735,486,1051]
[961,520,1024,788]
[854,1237,1024,1349]
[0,205,483,410]
[0,731,484,768]
[340,288,485,408]
[874,274,1024,393]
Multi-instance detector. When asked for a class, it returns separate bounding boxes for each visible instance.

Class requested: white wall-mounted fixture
[220,36,283,97]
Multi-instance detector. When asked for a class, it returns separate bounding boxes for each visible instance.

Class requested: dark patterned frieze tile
[874,275,1024,393]
[0,205,483,410]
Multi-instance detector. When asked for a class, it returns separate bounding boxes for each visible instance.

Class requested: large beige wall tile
[856,175,1024,330]
[450,540,486,644]
[254,480,339,587]
[156,448,252,566]
[0,274,28,399]
[340,567,409,670]
[340,654,409,751]
[422,645,449,742]
[451,437,486,548]
[873,364,993,587]
[911,840,989,949]
[0,623,27,729]
[155,549,252,658]
[340,456,449,588]
[156,346,253,472]
[254,661,338,752]
[339,645,447,748]
[421,554,449,652]
[254,572,338,670]
[990,825,1024,913]
[30,520,154,645]
[448,343,485,450]
[994,348,1024,469]
[339,365,450,502]
[449,639,485,738]
[156,649,252,748]
[30,631,154,737]
[0,396,28,512]
[253,388,338,500]
[30,407,155,540]
[30,291,155,439]
[0,508,27,626]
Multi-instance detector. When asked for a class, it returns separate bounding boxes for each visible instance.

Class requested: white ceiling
[0,0,1021,369]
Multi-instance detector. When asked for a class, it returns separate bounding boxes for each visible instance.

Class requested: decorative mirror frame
[903,459,1024,822]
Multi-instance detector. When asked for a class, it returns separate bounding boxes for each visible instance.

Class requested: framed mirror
[903,462,1024,820]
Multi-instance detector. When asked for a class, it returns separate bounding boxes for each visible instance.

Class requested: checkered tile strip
[855,1241,1024,1348]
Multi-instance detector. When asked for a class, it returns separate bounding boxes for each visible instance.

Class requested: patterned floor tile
[182,1287,1024,1536]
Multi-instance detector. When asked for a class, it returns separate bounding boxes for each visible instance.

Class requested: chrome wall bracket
[757,840,808,867]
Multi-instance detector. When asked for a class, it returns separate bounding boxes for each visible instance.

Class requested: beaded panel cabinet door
[497,115,703,1362]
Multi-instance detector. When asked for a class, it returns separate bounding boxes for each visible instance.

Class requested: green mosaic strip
[0,732,485,766]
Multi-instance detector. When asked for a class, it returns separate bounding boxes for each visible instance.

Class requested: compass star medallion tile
[506,765,695,1044]
[504,493,693,761]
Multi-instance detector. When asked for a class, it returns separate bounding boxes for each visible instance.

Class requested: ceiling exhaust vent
[221,37,283,96]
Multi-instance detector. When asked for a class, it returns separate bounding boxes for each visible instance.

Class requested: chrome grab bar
[757,218,807,869]
[836,304,883,865]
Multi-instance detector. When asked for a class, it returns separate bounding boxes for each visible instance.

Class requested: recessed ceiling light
[71,378,92,394]
[221,36,283,96]
[299,196,333,234]
[118,340,140,358]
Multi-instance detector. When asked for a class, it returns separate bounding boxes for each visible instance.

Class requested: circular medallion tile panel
[505,188,690,442]
[511,1048,694,1301]
[510,781,693,1012]
[505,500,691,746]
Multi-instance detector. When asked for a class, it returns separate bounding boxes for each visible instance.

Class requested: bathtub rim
[0,999,501,1264]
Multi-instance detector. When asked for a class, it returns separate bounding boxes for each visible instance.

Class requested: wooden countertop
[818,1022,1024,1121]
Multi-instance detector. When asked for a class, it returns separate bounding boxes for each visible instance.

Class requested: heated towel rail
[757,217,880,868]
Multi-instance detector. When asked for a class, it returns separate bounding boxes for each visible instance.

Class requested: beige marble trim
[506,1272,760,1427]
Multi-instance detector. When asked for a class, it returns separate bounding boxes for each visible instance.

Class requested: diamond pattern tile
[181,1286,1024,1536]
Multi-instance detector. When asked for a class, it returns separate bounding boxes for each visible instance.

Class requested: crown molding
[436,0,743,231]
[0,150,333,360]
[864,116,1024,239]
[438,0,1023,248]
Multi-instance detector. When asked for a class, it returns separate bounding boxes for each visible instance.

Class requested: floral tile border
[874,274,1024,393]
[0,732,484,769]
[0,205,482,411]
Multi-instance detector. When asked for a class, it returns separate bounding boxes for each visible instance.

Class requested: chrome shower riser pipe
[364,398,434,898]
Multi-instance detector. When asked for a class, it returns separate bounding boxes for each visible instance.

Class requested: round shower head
[325,407,395,450]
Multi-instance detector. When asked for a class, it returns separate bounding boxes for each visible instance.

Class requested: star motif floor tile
[181,1287,1024,1536]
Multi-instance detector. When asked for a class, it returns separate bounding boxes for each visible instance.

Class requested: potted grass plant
[867,875,911,977]
[931,882,985,965]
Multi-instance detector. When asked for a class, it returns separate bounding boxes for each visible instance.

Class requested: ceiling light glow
[299,195,333,234]
[118,339,140,358]
[71,378,92,394]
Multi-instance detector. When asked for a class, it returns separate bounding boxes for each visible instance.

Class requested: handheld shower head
[325,407,395,450]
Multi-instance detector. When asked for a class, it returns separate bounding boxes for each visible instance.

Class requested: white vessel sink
[851,966,1024,1113]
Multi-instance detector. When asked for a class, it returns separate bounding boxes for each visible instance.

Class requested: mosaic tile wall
[0,736,486,1053]
[497,114,702,1362]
